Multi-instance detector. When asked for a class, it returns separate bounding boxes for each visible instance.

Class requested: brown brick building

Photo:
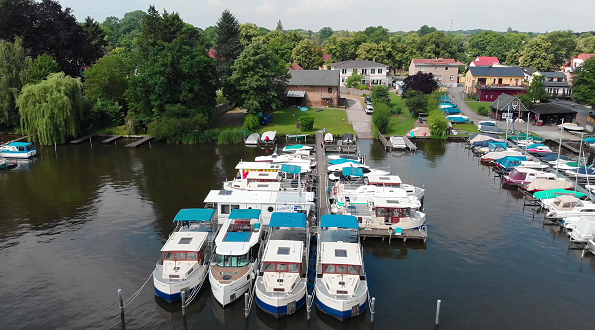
[285,70,340,107]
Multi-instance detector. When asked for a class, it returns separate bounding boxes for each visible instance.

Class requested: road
[344,95,373,139]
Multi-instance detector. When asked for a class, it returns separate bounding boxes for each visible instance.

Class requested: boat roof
[7,142,33,146]
[554,195,580,203]
[246,171,278,180]
[343,167,364,177]
[320,242,362,265]
[284,144,306,150]
[235,162,283,170]
[280,164,302,174]
[204,190,315,204]
[372,197,416,208]
[270,212,307,228]
[533,189,586,199]
[262,240,303,263]
[366,175,402,184]
[229,209,261,220]
[161,231,208,252]
[320,214,359,229]
[329,158,360,165]
[173,208,215,222]
[215,219,261,255]
[246,182,282,191]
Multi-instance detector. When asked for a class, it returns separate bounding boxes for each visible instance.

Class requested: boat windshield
[163,251,198,261]
[213,252,250,267]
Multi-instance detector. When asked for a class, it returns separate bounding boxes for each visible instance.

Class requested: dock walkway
[315,131,329,221]
[379,133,417,151]
[402,135,417,151]
[102,135,122,144]
[70,134,96,144]
[360,228,428,242]
[125,136,153,148]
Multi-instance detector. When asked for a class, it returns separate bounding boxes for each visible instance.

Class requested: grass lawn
[97,125,128,135]
[258,108,355,136]
[453,123,480,134]
[465,101,492,114]
[386,114,418,136]
[389,93,407,110]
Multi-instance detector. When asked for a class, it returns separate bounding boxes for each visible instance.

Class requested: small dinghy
[261,131,277,144]
[558,122,585,131]
[245,133,260,146]
[324,133,334,143]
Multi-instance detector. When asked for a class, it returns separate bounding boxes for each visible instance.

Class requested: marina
[2,136,595,329]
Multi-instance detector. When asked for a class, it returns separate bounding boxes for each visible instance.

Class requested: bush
[91,98,124,128]
[428,110,449,136]
[357,84,370,90]
[199,129,220,142]
[404,90,428,116]
[345,71,364,88]
[243,114,260,131]
[218,128,246,144]
[148,105,209,144]
[372,103,391,134]
[477,105,490,116]
[299,116,315,131]
[391,106,402,116]
[371,85,390,105]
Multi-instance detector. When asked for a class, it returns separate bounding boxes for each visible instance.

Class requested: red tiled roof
[472,56,500,66]
[208,49,216,59]
[288,63,303,70]
[412,58,457,64]
[577,53,595,61]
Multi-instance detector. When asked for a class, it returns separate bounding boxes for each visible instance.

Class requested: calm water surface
[1,138,595,330]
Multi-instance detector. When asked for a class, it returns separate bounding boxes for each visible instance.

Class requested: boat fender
[388,227,394,235]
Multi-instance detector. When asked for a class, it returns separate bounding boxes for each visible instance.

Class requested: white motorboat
[517,161,550,170]
[565,167,595,179]
[324,133,334,143]
[154,209,218,303]
[558,122,585,132]
[331,184,422,215]
[502,168,557,186]
[255,150,315,168]
[341,134,356,145]
[515,139,534,147]
[282,144,313,153]
[389,136,407,149]
[365,175,425,202]
[0,142,36,159]
[245,133,260,146]
[560,215,595,232]
[255,212,308,318]
[223,167,315,192]
[315,215,368,320]
[209,209,263,306]
[261,131,277,144]
[570,218,595,243]
[523,178,573,192]
[355,197,426,231]
[328,164,390,181]
[480,150,523,164]
[543,195,595,219]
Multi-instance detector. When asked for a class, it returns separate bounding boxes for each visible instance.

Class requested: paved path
[344,96,373,139]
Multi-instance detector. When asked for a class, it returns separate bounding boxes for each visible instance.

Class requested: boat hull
[315,285,368,321]
[209,264,255,307]
[153,265,208,303]
[255,280,307,318]
[0,150,36,158]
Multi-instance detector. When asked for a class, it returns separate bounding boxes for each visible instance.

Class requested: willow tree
[17,73,83,145]
[0,37,30,127]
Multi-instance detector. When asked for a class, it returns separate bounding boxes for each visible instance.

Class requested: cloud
[287,0,349,14]
[255,0,278,14]
[207,0,222,7]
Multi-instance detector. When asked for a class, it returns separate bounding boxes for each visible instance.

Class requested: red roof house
[288,63,303,70]
[470,56,501,67]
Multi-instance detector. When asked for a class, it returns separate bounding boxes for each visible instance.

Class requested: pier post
[89,136,92,148]
[370,297,375,323]
[307,294,312,320]
[181,290,186,316]
[244,292,249,318]
[582,249,586,259]
[118,289,124,313]
[435,299,441,326]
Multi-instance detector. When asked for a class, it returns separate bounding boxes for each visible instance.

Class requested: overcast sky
[59,0,595,33]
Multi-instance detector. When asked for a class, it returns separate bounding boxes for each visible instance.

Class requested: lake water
[1,138,595,330]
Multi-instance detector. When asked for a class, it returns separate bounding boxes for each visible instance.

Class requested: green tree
[418,25,437,36]
[572,57,595,107]
[231,42,289,114]
[240,23,262,47]
[84,49,132,106]
[363,26,389,44]
[25,54,60,85]
[291,39,323,70]
[318,27,334,43]
[356,42,386,62]
[215,10,242,78]
[418,31,458,59]
[520,36,555,72]
[268,30,303,63]
[17,72,83,145]
[527,75,549,103]
[372,103,390,134]
[276,20,283,31]
[578,35,595,53]
[517,93,533,109]
[82,16,107,57]
[544,30,577,66]
[466,31,507,61]
[428,109,449,136]
[404,90,428,116]
[371,86,390,105]
[345,70,364,88]
[0,37,30,127]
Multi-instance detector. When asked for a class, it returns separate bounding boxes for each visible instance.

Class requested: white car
[365,105,374,115]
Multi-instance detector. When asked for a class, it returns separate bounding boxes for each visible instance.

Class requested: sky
[59,0,595,33]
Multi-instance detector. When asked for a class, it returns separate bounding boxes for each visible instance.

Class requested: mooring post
[181,290,186,316]
[89,136,92,148]
[307,294,312,320]
[244,292,249,318]
[582,249,586,259]
[149,141,151,148]
[370,297,375,323]
[435,299,441,326]
[118,289,124,313]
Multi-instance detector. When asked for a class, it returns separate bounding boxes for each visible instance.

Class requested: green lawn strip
[258,108,355,136]
[465,101,492,114]
[453,123,480,133]
[97,125,128,135]
[389,93,407,110]
[386,114,417,136]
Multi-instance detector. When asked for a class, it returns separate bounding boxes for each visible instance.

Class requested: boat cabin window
[18,146,25,151]
[163,250,201,261]
[214,252,250,267]
[221,204,240,214]
[322,264,360,275]
[263,262,300,272]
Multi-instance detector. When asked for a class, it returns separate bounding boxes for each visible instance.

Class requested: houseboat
[153,209,218,302]
[203,190,315,226]
[0,142,36,158]
[209,209,263,306]
[315,215,368,320]
[330,184,422,216]
[364,175,425,202]
[255,212,308,318]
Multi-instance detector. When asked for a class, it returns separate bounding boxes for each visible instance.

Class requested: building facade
[408,58,464,87]
[535,72,572,99]
[330,60,391,86]
[465,66,527,102]
[286,70,341,107]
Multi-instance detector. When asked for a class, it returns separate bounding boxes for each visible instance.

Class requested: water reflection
[154,289,209,323]
[362,240,426,260]
[419,139,447,165]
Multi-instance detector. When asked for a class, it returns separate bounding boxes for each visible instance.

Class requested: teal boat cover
[174,208,215,221]
[533,189,587,200]
[584,137,595,143]
[229,209,261,219]
[281,164,302,174]
[329,158,360,165]
[285,144,304,150]
[342,167,364,177]
[224,232,252,242]
[269,212,307,228]
[320,214,359,229]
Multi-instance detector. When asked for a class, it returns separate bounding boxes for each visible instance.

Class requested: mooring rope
[123,273,153,307]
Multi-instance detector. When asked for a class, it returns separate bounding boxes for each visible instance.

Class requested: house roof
[469,66,525,77]
[323,54,331,62]
[287,70,339,87]
[576,53,595,61]
[528,103,577,115]
[288,63,303,70]
[489,93,529,112]
[550,99,594,115]
[330,60,389,69]
[539,72,567,78]
[521,67,535,75]
[412,58,464,66]
[472,56,500,66]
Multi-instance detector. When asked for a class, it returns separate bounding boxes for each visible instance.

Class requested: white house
[329,60,391,87]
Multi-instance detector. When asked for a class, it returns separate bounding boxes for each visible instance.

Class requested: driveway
[344,96,373,139]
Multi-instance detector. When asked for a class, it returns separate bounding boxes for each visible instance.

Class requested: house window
[420,67,426,71]
[547,77,554,82]
[445,66,449,71]
[378,69,383,74]
[341,69,347,74]
[361,69,367,75]
[436,75,442,80]
[557,77,564,82]
[371,69,376,74]
[341,77,345,82]
[328,87,333,93]
[450,75,454,80]
[435,67,438,71]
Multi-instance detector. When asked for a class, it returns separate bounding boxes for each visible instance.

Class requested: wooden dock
[360,228,428,243]
[125,136,153,148]
[402,135,417,151]
[0,135,28,147]
[70,134,96,144]
[315,130,329,220]
[102,135,122,144]
[561,141,581,154]
[379,133,417,151]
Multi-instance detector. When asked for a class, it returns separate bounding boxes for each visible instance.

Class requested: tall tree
[527,75,549,103]
[544,30,577,67]
[17,72,83,145]
[82,16,107,59]
[363,26,389,44]
[466,30,508,62]
[215,9,242,97]
[402,72,438,96]
[276,19,283,31]
[24,54,60,85]
[520,36,555,72]
[0,0,102,77]
[291,39,323,70]
[240,23,262,47]
[418,25,437,36]
[0,37,30,127]
[356,43,386,62]
[318,27,334,43]
[84,49,132,106]
[231,42,289,114]
[418,31,458,59]
[572,57,595,107]
[268,30,303,64]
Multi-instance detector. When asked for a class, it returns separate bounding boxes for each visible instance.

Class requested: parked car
[365,105,374,115]
[365,100,373,106]
[365,97,372,103]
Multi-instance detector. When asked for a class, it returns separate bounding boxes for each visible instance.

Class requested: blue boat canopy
[174,208,215,222]
[8,142,33,147]
[584,137,595,143]
[269,212,307,228]
[442,107,461,114]
[489,142,507,149]
[224,232,252,242]
[229,209,261,220]
[329,158,360,165]
[281,164,302,174]
[320,214,359,229]
[540,153,568,161]
[342,167,364,177]
[439,95,450,101]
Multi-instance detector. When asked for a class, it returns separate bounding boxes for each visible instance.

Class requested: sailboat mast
[556,119,564,172]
